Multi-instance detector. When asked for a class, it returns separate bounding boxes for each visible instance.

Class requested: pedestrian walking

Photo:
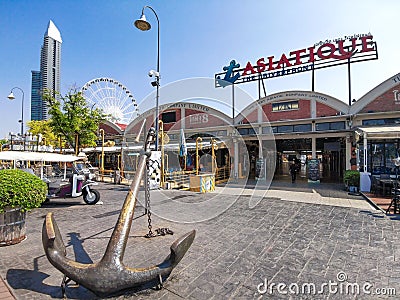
[289,160,297,183]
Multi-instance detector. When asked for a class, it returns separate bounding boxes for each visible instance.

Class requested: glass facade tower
[31,20,62,121]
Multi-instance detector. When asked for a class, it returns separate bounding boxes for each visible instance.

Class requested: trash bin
[114,170,121,185]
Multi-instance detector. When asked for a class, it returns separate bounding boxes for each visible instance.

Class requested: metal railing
[96,165,231,188]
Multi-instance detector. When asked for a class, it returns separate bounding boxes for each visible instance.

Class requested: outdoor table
[379,179,399,196]
[379,179,393,196]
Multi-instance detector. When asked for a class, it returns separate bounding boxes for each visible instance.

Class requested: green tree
[43,89,107,153]
[0,139,7,151]
[27,120,56,146]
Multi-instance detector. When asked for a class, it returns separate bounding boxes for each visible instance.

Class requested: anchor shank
[102,156,146,264]
[101,129,154,264]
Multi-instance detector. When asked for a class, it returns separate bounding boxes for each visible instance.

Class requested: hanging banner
[148,151,161,189]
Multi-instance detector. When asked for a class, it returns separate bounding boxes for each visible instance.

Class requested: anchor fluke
[167,229,196,268]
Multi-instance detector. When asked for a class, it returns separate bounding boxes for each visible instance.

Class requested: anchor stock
[42,127,196,296]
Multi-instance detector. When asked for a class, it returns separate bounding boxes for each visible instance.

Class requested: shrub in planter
[0,169,47,212]
[0,169,47,245]
[343,170,360,191]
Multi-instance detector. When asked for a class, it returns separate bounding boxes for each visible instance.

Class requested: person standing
[289,160,297,183]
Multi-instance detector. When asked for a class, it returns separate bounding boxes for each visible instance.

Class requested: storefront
[96,34,400,187]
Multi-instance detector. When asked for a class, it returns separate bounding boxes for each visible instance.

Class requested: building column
[257,104,263,123]
[345,135,352,170]
[234,140,239,180]
[363,132,368,172]
[312,137,317,159]
[181,107,186,129]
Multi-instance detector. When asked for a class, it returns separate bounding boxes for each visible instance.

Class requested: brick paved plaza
[0,181,399,299]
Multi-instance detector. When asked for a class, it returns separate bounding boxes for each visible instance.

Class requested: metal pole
[232,84,235,125]
[142,6,160,150]
[20,89,24,136]
[348,57,352,106]
[196,137,202,175]
[159,120,164,187]
[311,63,315,91]
[211,138,216,174]
[155,11,160,150]
[9,87,24,135]
[100,129,105,177]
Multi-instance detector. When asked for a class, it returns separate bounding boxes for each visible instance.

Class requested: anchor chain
[145,157,154,238]
[144,155,173,238]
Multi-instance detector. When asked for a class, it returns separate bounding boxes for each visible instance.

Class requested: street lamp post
[7,87,25,136]
[99,129,105,179]
[134,5,160,149]
[196,137,202,175]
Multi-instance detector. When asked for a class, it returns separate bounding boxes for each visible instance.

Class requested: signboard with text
[307,159,320,183]
[215,34,378,87]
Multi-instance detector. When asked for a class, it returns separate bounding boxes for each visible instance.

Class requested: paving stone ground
[0,181,399,299]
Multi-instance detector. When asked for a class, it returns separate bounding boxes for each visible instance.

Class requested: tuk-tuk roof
[0,151,80,162]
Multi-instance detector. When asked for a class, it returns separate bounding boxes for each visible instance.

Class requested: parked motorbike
[44,163,100,205]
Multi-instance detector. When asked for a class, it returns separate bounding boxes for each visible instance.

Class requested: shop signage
[307,159,320,183]
[215,34,378,87]
[189,113,209,125]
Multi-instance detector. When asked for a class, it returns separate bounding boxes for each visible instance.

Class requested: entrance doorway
[273,137,345,183]
[245,141,259,179]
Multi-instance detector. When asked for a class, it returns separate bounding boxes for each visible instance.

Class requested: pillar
[311,137,317,159]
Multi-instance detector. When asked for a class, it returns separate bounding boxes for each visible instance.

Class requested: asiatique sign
[215,33,378,87]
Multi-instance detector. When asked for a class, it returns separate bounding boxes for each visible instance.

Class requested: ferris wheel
[81,77,139,124]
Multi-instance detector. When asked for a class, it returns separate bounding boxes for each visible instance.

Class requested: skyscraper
[31,20,62,121]
[30,70,42,120]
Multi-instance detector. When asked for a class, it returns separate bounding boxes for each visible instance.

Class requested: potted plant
[0,169,47,246]
[343,170,360,193]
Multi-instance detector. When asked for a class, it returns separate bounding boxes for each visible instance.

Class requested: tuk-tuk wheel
[83,188,100,205]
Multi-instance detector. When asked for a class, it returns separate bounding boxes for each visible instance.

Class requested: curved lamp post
[134,5,160,149]
[99,129,105,178]
[7,87,25,136]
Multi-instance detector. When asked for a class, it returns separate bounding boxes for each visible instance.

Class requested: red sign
[215,34,378,87]
[242,35,375,76]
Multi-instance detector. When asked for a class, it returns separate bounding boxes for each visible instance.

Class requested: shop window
[315,123,330,131]
[330,122,345,130]
[368,142,399,175]
[262,127,274,134]
[277,125,293,133]
[362,118,400,126]
[217,130,227,136]
[316,121,345,131]
[293,124,312,132]
[238,128,256,135]
[272,101,299,112]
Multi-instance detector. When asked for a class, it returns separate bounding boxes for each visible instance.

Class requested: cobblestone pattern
[0,183,399,299]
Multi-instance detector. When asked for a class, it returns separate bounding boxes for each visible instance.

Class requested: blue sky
[0,0,399,139]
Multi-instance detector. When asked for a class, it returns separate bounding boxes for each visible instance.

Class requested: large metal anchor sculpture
[42,128,196,296]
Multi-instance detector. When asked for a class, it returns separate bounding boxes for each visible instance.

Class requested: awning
[0,151,80,162]
[356,126,400,139]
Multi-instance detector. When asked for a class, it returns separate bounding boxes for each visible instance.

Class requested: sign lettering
[215,34,378,87]
[189,113,209,125]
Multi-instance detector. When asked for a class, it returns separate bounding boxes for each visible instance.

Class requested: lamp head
[134,14,151,31]
[7,92,15,100]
